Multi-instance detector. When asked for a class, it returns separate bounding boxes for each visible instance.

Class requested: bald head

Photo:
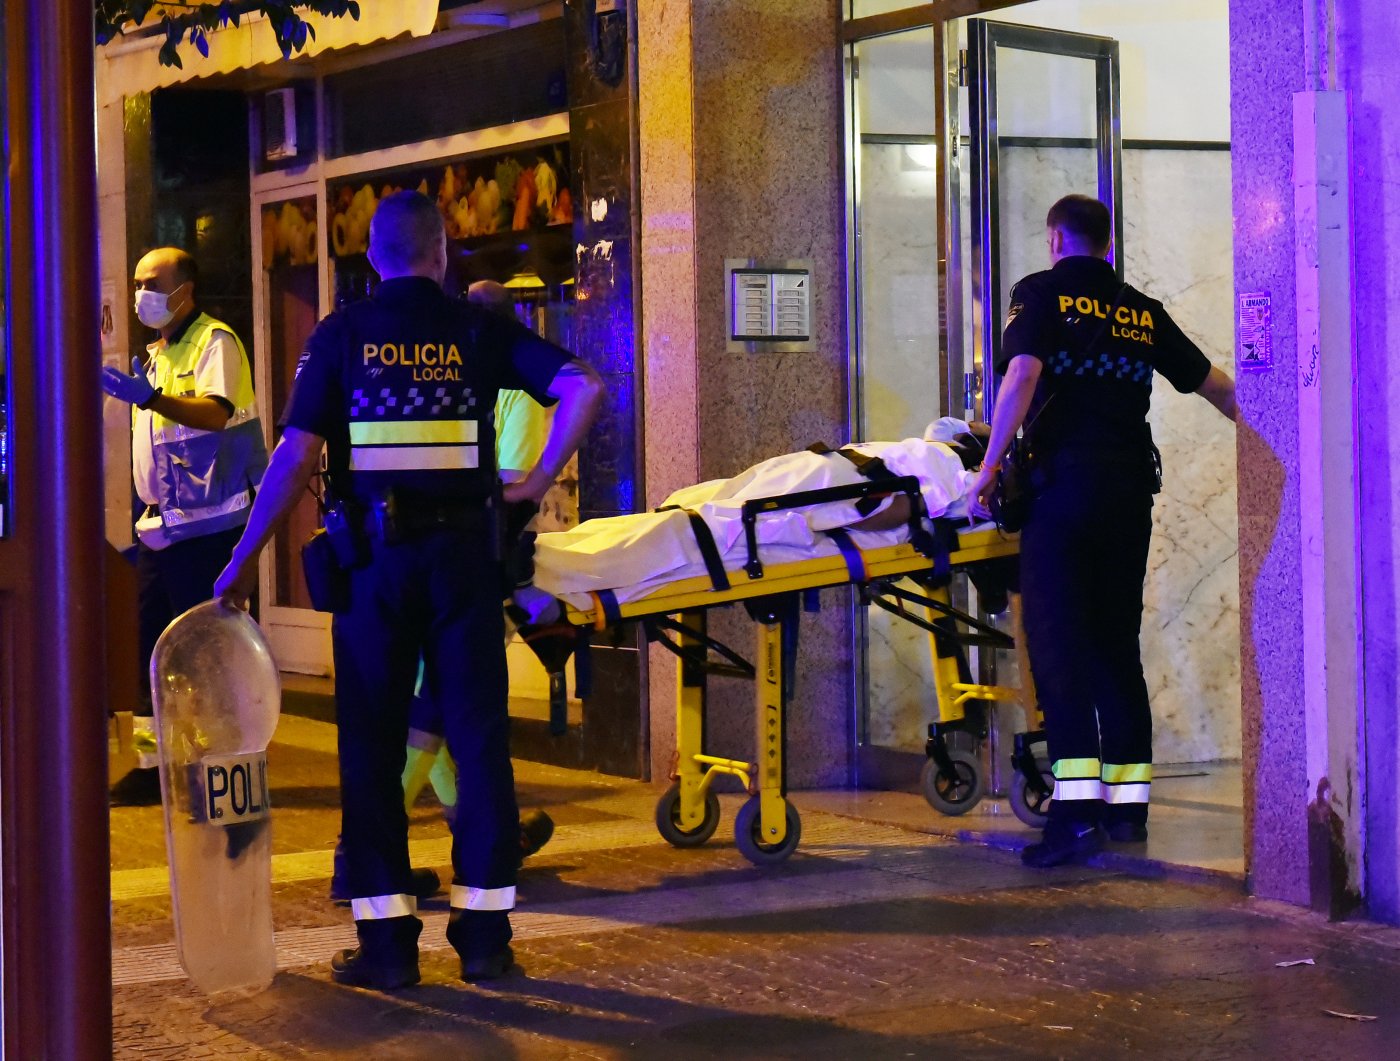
[369,190,446,281]
[467,279,513,319]
[133,246,198,296]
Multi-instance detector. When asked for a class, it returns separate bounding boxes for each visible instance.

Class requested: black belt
[361,499,490,540]
[655,505,730,591]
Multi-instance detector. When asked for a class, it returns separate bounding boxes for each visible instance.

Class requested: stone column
[638,0,852,786]
[1231,0,1389,919]
[1338,0,1400,924]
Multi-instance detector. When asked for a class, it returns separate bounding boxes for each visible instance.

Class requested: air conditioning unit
[263,88,298,162]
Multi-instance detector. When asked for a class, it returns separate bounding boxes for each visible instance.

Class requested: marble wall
[860,142,1240,765]
[1227,0,1309,907]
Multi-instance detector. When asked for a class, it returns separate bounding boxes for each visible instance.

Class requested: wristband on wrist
[136,386,163,411]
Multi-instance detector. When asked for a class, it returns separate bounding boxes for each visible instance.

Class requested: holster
[301,528,352,613]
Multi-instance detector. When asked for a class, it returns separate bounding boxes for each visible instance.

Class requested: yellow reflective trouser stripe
[349,420,478,445]
[1101,762,1153,784]
[350,445,479,471]
[1052,757,1101,779]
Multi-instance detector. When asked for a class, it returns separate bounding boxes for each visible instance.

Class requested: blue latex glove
[101,357,157,407]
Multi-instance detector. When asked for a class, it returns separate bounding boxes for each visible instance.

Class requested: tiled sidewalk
[111,717,1399,1059]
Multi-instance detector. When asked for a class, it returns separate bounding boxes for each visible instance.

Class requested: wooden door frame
[0,0,113,1054]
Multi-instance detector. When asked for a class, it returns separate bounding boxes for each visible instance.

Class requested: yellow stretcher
[560,475,1050,865]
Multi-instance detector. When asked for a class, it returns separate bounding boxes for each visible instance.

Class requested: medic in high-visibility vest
[102,247,268,806]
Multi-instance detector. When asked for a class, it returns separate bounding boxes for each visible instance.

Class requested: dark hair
[369,190,445,272]
[169,248,199,291]
[1046,194,1111,253]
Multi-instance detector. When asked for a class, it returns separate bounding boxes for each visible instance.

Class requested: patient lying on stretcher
[528,419,990,610]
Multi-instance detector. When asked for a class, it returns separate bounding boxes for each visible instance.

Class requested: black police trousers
[1019,451,1155,829]
[332,523,517,954]
[137,525,247,711]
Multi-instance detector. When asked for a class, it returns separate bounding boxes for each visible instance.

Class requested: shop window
[327,140,574,311]
[328,141,579,531]
[323,21,567,159]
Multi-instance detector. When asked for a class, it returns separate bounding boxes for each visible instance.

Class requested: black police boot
[331,915,422,991]
[519,809,554,861]
[1103,806,1149,844]
[447,908,516,982]
[1105,822,1148,843]
[1021,819,1105,868]
[329,837,443,902]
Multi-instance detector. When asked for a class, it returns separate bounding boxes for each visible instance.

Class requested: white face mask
[134,283,187,330]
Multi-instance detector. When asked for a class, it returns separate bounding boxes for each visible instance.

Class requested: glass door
[847,23,954,778]
[254,186,331,673]
[958,16,1122,794]
[965,17,1123,418]
[843,11,1124,792]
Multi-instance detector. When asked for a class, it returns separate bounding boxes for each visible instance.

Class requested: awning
[96,1,440,105]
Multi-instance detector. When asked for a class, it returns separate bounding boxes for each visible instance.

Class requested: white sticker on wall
[1237,291,1273,371]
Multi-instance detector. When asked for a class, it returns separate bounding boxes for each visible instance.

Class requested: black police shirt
[997,255,1211,452]
[281,276,572,504]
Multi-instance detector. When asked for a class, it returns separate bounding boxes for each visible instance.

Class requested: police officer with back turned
[214,191,604,989]
[969,194,1236,868]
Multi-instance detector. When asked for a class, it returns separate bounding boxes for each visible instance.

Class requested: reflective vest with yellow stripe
[138,313,269,542]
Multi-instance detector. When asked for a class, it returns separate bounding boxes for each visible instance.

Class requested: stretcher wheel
[655,783,721,848]
[920,751,983,816]
[734,796,802,865]
[1009,767,1054,829]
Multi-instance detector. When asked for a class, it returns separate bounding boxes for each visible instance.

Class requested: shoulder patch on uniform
[294,351,311,380]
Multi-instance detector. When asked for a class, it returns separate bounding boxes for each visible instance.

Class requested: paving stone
[111,720,1400,1058]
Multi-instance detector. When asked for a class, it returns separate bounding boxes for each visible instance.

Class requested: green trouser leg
[428,746,458,812]
[402,734,443,814]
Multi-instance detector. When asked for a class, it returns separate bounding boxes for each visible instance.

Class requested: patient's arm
[850,494,911,531]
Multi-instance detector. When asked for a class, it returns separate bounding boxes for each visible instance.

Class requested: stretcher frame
[561,476,1044,865]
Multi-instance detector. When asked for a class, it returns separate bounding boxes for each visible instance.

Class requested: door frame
[840,2,1122,789]
[965,17,1123,419]
[250,177,334,674]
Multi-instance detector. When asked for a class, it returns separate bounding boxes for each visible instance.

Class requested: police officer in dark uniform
[969,194,1235,868]
[215,190,604,988]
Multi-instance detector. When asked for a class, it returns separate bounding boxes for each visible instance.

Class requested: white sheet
[533,437,976,608]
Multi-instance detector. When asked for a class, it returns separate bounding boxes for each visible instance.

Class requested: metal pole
[2,0,111,1055]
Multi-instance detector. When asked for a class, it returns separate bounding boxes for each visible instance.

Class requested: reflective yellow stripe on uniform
[1101,762,1152,804]
[1051,757,1103,802]
[1051,757,1101,779]
[449,884,516,911]
[349,419,480,472]
[1100,762,1152,784]
[351,894,417,920]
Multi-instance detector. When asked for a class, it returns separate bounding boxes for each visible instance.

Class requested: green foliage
[95,1,362,68]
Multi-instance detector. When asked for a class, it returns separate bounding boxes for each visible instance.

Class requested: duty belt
[363,498,490,541]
